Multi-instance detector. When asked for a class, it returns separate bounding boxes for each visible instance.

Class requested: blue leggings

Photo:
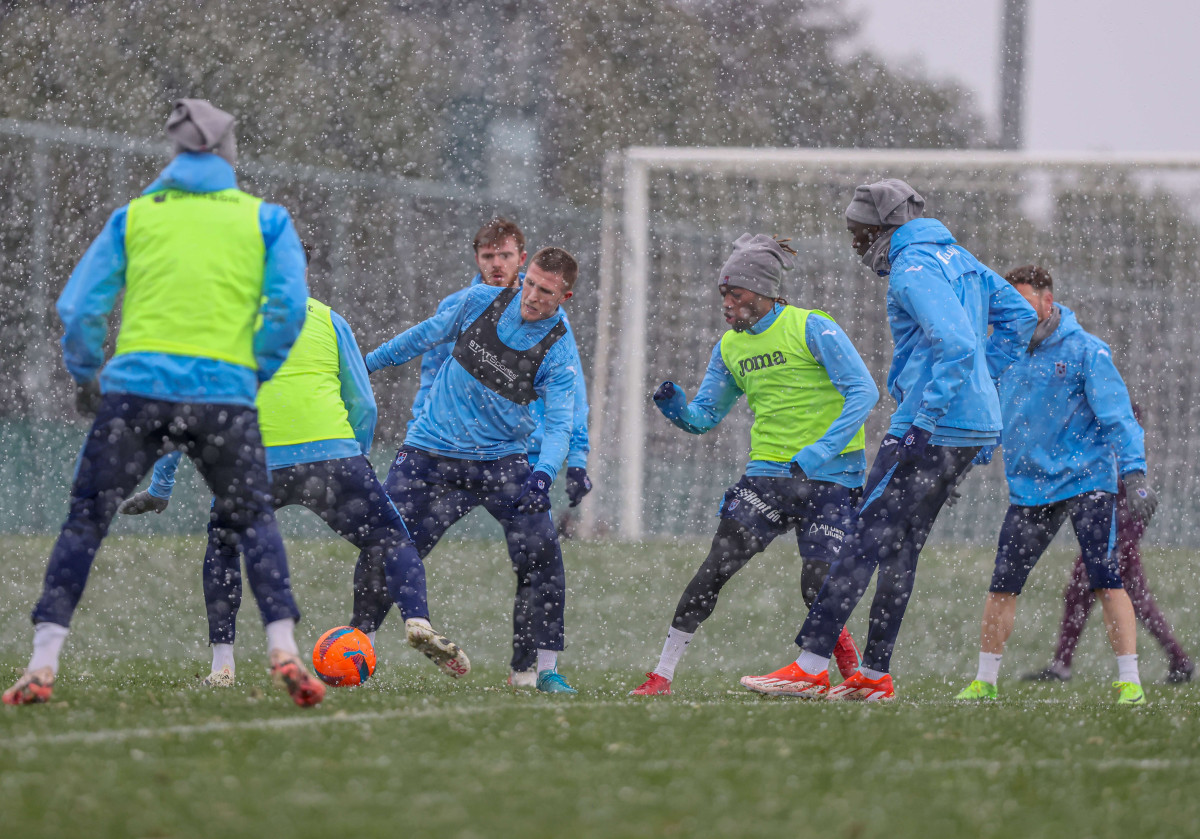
[204,455,429,644]
[33,395,298,630]
[797,435,979,672]
[354,447,566,668]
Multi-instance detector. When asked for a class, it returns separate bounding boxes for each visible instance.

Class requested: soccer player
[1022,405,1194,684]
[3,99,324,707]
[955,266,1157,705]
[629,234,878,697]
[741,178,1037,701]
[120,294,469,686]
[355,217,591,687]
[365,247,584,694]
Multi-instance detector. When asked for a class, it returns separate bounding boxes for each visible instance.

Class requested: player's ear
[560,289,573,304]
[519,250,528,265]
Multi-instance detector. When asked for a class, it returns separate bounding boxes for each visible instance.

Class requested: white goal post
[585,147,1200,543]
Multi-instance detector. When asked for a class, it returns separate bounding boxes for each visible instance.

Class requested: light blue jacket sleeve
[332,310,377,457]
[529,343,579,483]
[791,315,880,476]
[566,362,590,469]
[56,208,128,383]
[366,289,482,373]
[655,342,743,434]
[895,275,977,432]
[410,342,452,430]
[983,266,1039,379]
[1084,342,1147,476]
[255,204,309,383]
[148,451,184,499]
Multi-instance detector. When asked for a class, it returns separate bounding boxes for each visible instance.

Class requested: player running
[956,266,1156,705]
[365,247,584,694]
[120,294,469,686]
[741,178,1037,701]
[629,234,878,696]
[353,217,591,688]
[4,99,324,707]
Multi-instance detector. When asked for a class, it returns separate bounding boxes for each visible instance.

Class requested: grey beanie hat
[845,178,925,227]
[166,99,237,167]
[718,234,794,298]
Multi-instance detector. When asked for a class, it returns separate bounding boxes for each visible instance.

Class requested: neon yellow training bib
[719,306,866,462]
[257,298,356,447]
[117,188,265,369]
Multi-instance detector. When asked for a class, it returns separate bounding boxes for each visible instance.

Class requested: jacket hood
[1038,304,1083,349]
[889,218,956,262]
[142,151,238,195]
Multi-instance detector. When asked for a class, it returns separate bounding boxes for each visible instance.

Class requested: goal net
[587,148,1200,547]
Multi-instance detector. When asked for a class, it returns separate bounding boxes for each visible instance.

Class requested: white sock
[1117,654,1140,684]
[976,652,1003,685]
[795,650,831,674]
[536,649,558,673]
[860,666,888,681]
[211,644,235,674]
[28,622,69,674]
[652,627,694,680]
[367,631,377,646]
[265,619,299,656]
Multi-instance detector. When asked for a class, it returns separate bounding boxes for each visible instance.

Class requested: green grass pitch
[1,524,1198,838]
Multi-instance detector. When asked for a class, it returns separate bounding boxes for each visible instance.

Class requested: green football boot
[1114,681,1146,706]
[955,679,998,701]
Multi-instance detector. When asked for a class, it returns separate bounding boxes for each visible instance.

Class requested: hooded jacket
[1000,304,1145,506]
[56,152,308,407]
[884,219,1038,440]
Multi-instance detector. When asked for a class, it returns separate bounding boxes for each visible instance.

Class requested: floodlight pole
[999,0,1028,150]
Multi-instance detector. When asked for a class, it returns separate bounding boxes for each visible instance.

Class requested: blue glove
[565,467,592,507]
[897,425,932,464]
[972,445,995,466]
[515,471,553,514]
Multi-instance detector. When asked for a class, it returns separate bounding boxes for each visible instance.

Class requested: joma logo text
[738,351,786,376]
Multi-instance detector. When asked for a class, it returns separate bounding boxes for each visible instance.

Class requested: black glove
[897,425,932,464]
[652,381,678,403]
[1122,472,1158,524]
[515,471,553,514]
[75,379,102,418]
[118,491,170,515]
[565,467,592,507]
[789,461,809,480]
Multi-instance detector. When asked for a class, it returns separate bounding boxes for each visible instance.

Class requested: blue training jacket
[409,274,590,471]
[56,152,308,407]
[367,284,580,483]
[999,304,1145,506]
[884,218,1038,442]
[146,307,378,498]
[654,304,879,488]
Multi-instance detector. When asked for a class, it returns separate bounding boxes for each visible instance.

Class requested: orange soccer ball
[312,626,376,687]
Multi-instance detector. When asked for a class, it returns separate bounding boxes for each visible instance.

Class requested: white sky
[844,0,1200,152]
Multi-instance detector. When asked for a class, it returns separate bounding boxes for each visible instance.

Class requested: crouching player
[121,297,469,685]
[629,234,878,696]
[366,247,583,694]
[956,265,1155,705]
[4,99,323,707]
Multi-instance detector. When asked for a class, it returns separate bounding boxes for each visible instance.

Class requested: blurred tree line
[0,0,986,205]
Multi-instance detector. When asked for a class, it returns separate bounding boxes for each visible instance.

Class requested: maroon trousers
[1052,490,1192,672]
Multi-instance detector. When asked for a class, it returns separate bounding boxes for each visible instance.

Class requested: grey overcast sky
[845,0,1200,152]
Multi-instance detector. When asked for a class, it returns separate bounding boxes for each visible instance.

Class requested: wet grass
[1,533,1198,837]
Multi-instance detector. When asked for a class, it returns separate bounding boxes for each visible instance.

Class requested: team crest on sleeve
[1055,361,1067,376]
